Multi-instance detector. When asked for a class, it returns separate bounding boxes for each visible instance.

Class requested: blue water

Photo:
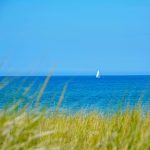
[0,76,150,113]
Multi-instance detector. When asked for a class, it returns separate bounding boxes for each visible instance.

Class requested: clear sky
[0,0,150,75]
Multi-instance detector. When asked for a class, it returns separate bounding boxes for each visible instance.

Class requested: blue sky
[0,0,150,75]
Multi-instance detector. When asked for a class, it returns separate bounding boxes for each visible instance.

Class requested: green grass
[0,108,150,150]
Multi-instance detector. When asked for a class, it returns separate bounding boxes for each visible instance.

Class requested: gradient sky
[0,0,150,75]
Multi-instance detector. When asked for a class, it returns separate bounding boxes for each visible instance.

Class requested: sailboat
[96,70,100,78]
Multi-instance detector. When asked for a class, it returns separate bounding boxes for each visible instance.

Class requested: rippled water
[0,76,150,113]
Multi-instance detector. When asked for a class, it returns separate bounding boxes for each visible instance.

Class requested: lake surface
[0,76,150,113]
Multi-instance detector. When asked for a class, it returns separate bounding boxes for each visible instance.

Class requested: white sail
[96,70,100,78]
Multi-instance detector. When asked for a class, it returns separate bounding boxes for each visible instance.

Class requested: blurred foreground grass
[0,108,150,150]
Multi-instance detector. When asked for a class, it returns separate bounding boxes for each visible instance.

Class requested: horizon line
[0,74,150,77]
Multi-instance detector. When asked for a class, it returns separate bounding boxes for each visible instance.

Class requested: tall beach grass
[0,107,150,150]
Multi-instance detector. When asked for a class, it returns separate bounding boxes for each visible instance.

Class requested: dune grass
[0,107,150,150]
